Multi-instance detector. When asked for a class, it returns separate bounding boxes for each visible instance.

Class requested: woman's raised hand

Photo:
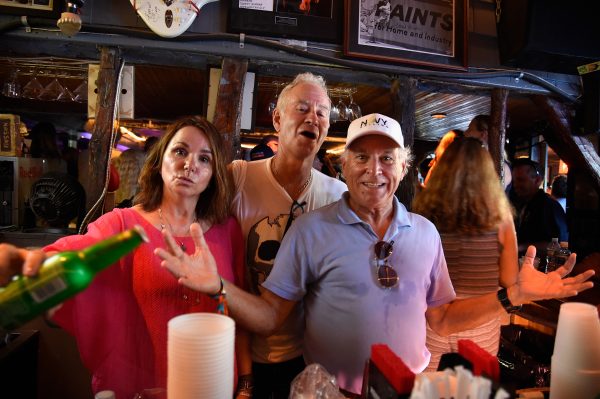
[155,222,222,294]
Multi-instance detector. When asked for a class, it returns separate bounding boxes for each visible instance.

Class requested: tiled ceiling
[414,92,491,140]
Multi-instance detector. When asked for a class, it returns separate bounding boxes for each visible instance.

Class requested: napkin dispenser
[366,344,415,398]
[365,340,504,399]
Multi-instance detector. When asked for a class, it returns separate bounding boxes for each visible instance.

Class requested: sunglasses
[374,240,399,289]
[282,200,307,238]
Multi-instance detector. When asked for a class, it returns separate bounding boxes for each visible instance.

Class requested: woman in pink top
[44,116,252,398]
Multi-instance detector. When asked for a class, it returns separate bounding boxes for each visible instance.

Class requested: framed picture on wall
[0,0,63,18]
[344,0,467,70]
[228,0,344,43]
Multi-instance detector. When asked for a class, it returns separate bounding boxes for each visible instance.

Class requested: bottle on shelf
[545,238,561,273]
[553,242,571,269]
[0,225,148,331]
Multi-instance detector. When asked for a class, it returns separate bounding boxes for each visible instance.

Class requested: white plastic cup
[167,313,235,399]
[551,302,600,368]
[550,367,600,399]
[550,302,600,399]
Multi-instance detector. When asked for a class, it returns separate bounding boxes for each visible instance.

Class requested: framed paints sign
[344,0,467,70]
[229,0,343,43]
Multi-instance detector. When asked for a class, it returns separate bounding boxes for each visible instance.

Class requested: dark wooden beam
[531,95,600,191]
[490,88,509,184]
[391,77,417,210]
[212,57,248,162]
[83,47,123,231]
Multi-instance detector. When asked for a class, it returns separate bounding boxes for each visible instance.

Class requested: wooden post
[531,95,600,191]
[390,77,417,210]
[489,88,509,184]
[83,47,123,230]
[212,57,248,163]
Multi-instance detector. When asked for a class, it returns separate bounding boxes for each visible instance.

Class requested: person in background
[113,148,145,206]
[29,121,61,159]
[413,137,519,371]
[113,136,161,208]
[312,151,324,171]
[312,148,337,177]
[249,144,274,161]
[157,113,594,396]
[0,116,252,399]
[144,135,159,153]
[508,158,568,256]
[228,72,347,398]
[423,130,460,187]
[464,114,513,189]
[249,134,279,161]
[551,174,567,213]
[263,134,279,154]
[249,144,273,161]
[56,131,79,179]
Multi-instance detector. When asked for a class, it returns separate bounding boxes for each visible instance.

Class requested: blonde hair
[424,130,459,186]
[413,137,513,235]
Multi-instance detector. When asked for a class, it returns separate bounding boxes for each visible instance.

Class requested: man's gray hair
[276,72,331,112]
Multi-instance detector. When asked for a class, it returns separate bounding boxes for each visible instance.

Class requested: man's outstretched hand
[510,245,595,305]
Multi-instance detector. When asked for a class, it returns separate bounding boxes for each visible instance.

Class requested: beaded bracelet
[209,277,224,299]
[209,277,228,315]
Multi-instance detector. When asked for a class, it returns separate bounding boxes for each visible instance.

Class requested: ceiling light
[431,113,447,119]
[57,1,85,37]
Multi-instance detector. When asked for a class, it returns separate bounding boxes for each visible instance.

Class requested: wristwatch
[497,288,522,313]
[236,374,253,398]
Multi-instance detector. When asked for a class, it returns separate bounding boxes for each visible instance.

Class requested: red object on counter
[108,164,120,192]
[370,344,415,394]
[458,339,500,382]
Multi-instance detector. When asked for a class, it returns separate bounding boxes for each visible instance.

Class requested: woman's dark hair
[471,115,490,132]
[135,116,232,224]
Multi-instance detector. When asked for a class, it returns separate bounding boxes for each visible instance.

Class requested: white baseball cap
[345,113,404,148]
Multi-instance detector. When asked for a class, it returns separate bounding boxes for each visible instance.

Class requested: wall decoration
[344,0,467,70]
[0,0,62,18]
[229,0,343,43]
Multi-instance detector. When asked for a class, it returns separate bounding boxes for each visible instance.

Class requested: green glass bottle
[0,225,148,330]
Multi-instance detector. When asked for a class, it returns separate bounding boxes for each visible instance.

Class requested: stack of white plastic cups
[550,302,600,398]
[167,313,235,399]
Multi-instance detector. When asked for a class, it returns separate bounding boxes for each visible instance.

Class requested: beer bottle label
[30,276,67,303]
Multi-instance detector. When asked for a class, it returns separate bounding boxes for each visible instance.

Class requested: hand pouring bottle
[0,225,148,330]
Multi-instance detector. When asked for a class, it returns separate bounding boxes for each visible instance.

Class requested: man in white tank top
[229,72,347,398]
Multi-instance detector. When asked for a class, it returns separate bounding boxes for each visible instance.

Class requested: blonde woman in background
[413,137,519,371]
[422,130,460,187]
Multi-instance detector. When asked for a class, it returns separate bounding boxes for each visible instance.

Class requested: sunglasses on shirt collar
[374,240,399,289]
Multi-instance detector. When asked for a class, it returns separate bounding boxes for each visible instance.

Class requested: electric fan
[29,172,85,230]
